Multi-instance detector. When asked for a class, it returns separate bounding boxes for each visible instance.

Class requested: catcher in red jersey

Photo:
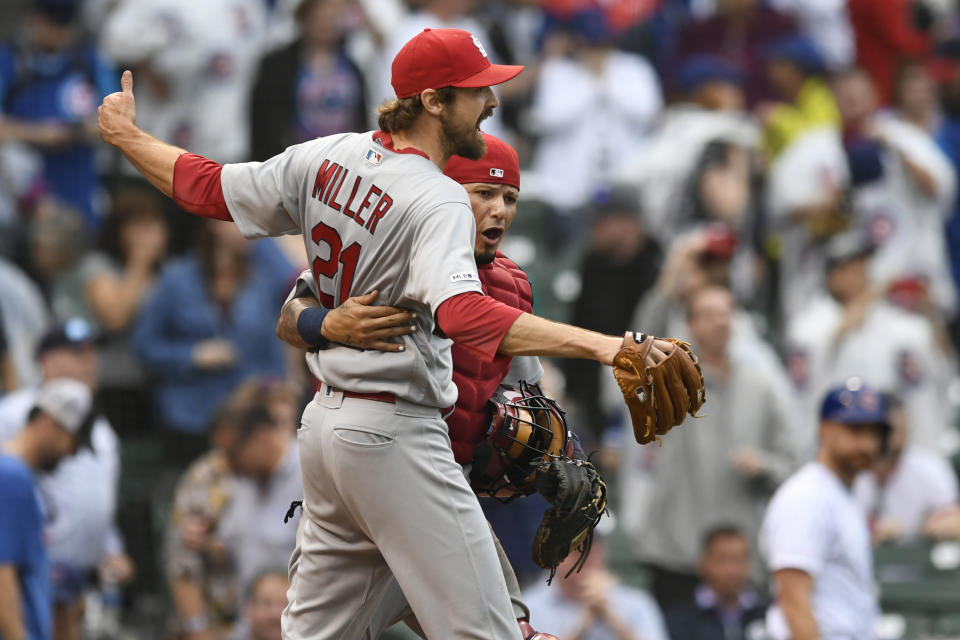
[278,133,568,639]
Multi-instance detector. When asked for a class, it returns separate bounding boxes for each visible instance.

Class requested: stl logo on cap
[471,35,488,58]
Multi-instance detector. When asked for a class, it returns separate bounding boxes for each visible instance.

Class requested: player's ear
[420,89,447,117]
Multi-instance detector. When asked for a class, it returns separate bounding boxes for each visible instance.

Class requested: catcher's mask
[470,381,573,500]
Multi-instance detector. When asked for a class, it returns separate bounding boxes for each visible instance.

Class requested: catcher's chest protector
[448,254,533,463]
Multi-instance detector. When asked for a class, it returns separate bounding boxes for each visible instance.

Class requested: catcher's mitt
[613,332,705,444]
[532,457,607,582]
[470,381,572,499]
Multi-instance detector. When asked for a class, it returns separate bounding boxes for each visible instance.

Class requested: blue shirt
[132,240,293,434]
[0,454,50,640]
[0,41,118,227]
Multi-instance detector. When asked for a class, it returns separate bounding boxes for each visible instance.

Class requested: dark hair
[702,524,747,553]
[98,185,166,262]
[196,221,250,282]
[377,87,456,133]
[294,0,332,23]
[223,405,276,447]
[27,406,43,422]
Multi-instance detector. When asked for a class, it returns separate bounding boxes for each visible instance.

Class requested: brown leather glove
[612,332,705,444]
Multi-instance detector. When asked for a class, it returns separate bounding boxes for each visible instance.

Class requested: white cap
[33,378,92,435]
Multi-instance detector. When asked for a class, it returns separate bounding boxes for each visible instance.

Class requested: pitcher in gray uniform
[97,27,681,640]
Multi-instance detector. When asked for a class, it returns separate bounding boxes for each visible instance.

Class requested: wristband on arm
[297,306,331,348]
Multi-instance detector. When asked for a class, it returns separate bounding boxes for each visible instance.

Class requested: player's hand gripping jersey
[222,131,483,408]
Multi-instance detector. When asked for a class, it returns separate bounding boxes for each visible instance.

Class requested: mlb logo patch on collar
[489,168,504,178]
[365,148,383,165]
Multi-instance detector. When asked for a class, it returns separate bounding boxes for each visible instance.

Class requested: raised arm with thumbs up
[98,70,188,198]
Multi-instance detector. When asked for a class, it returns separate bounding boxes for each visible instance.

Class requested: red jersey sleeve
[436,292,524,362]
[172,153,232,221]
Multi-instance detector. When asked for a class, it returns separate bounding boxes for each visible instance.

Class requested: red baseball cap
[391,28,524,99]
[444,133,520,189]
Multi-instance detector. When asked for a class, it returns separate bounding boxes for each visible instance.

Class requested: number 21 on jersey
[311,221,361,308]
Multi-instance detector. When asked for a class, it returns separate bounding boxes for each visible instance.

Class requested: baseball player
[97,27,684,639]
[276,132,558,639]
[760,379,887,640]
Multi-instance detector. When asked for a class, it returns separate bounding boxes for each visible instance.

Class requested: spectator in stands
[631,229,774,368]
[855,394,960,543]
[761,380,886,640]
[759,35,840,159]
[250,0,368,161]
[0,256,49,389]
[132,221,293,468]
[236,570,289,640]
[167,379,301,639]
[665,526,767,640]
[0,319,134,640]
[672,0,797,106]
[0,139,43,258]
[101,0,267,165]
[894,58,942,135]
[27,199,93,322]
[563,186,663,441]
[528,9,662,218]
[623,286,796,609]
[766,0,854,72]
[0,379,90,640]
[0,0,118,227]
[936,59,960,297]
[620,55,758,248]
[834,66,957,315]
[80,184,168,433]
[523,521,668,640]
[847,0,932,106]
[764,126,850,319]
[786,231,952,454]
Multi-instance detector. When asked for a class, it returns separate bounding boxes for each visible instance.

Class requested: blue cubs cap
[820,378,889,427]
[764,35,825,74]
[37,318,97,357]
[677,55,743,93]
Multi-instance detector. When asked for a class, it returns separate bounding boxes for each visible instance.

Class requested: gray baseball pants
[281,386,522,640]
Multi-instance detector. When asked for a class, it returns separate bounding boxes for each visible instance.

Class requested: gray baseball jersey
[221,131,483,408]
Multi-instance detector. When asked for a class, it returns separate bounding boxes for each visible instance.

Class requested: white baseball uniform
[218,131,521,639]
[101,0,267,164]
[786,296,951,454]
[854,445,960,542]
[857,114,957,314]
[761,462,878,640]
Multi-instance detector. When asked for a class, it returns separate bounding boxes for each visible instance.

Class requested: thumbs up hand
[98,70,138,146]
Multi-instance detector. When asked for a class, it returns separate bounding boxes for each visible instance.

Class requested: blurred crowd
[4,0,960,638]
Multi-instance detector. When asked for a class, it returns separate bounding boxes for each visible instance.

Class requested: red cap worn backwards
[391,28,524,99]
[444,133,520,189]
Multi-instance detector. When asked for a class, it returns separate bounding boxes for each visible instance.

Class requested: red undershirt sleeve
[436,292,524,362]
[172,153,232,221]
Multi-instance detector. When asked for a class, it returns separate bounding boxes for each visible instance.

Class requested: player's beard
[475,246,496,265]
[440,108,491,160]
[830,447,876,478]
